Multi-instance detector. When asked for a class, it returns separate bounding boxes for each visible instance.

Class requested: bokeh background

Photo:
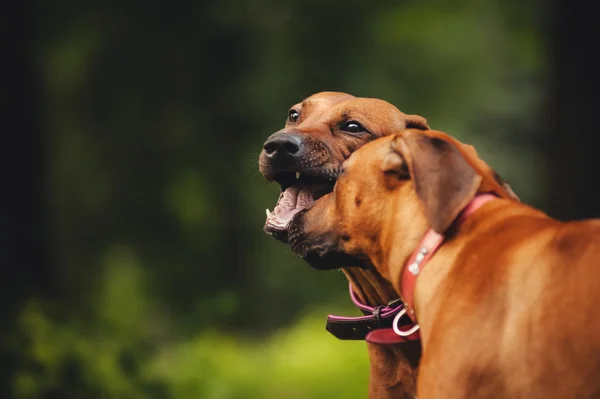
[4,0,599,398]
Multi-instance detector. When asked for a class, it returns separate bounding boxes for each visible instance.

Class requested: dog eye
[288,109,299,122]
[341,121,366,134]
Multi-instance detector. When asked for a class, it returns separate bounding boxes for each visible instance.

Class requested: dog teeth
[296,172,301,180]
[266,209,271,217]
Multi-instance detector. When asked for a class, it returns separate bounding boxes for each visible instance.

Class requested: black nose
[263,133,303,157]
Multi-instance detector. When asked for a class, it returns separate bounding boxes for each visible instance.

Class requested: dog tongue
[266,185,315,231]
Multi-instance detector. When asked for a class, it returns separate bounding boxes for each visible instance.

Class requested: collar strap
[400,193,497,322]
[325,283,420,344]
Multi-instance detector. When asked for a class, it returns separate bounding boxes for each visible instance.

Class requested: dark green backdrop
[4,0,600,397]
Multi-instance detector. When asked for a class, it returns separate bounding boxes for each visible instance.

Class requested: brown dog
[289,129,600,398]
[259,91,428,242]
[259,92,429,398]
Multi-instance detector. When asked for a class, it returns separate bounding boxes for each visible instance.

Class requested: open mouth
[264,171,335,242]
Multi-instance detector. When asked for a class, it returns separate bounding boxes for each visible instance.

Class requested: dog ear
[405,114,429,130]
[394,130,519,232]
[394,130,482,233]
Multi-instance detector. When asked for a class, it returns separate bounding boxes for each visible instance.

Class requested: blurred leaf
[98,246,147,336]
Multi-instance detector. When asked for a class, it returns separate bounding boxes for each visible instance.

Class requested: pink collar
[325,283,421,344]
[399,193,497,323]
[326,193,497,345]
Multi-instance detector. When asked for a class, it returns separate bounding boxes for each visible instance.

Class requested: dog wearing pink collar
[289,129,600,398]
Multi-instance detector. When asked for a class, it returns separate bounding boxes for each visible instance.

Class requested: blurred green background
[3,0,599,398]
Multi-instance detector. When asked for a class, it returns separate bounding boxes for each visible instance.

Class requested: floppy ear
[405,114,429,130]
[393,130,482,233]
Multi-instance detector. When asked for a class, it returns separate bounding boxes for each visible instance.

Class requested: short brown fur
[291,129,600,398]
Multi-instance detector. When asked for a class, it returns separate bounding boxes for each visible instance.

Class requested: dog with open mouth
[259,91,429,243]
[289,129,600,398]
[259,91,430,398]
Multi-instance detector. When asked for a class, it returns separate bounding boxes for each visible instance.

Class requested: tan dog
[259,91,428,241]
[289,129,600,398]
[259,92,430,398]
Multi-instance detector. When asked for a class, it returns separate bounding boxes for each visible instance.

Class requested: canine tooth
[296,172,301,179]
[266,209,271,217]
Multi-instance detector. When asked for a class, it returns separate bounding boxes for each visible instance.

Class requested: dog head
[259,91,429,242]
[288,129,519,273]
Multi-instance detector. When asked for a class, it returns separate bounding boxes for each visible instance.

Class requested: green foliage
[16,302,369,399]
[149,316,369,399]
[15,245,368,398]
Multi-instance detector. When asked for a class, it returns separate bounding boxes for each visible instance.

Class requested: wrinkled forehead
[294,94,404,124]
[290,92,355,112]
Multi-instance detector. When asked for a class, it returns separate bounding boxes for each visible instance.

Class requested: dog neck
[388,194,499,340]
[379,194,494,301]
[341,268,397,306]
[342,267,420,399]
[400,194,498,319]
[379,194,431,294]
